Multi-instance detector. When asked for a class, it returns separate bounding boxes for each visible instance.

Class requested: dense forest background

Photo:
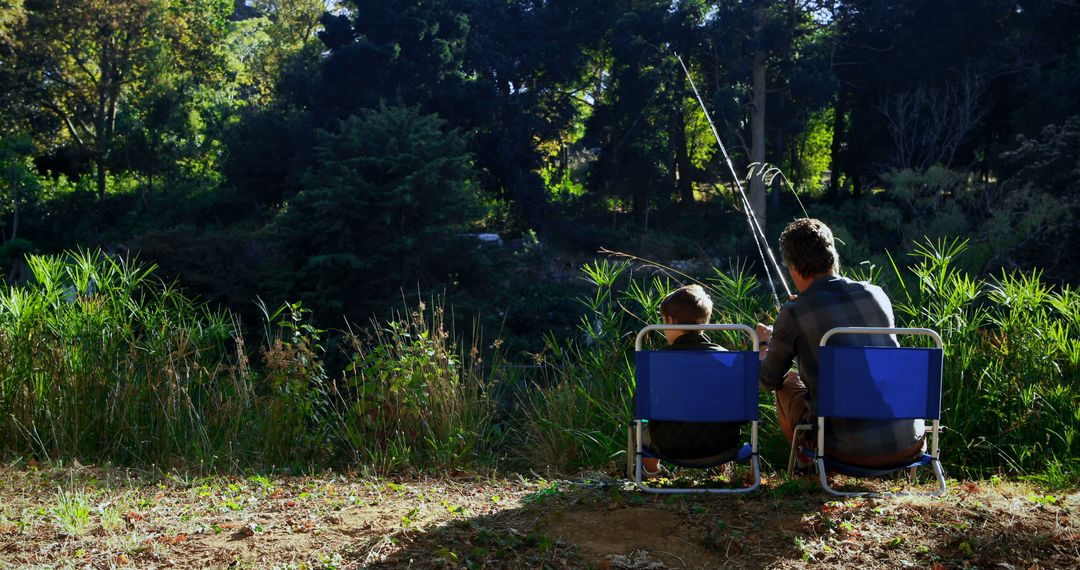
[1,0,1078,355]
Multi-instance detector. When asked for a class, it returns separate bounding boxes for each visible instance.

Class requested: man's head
[779,218,839,289]
[660,284,713,325]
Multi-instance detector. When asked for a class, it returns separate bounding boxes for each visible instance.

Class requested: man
[757,218,925,467]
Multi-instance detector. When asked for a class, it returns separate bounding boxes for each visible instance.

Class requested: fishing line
[674,51,792,305]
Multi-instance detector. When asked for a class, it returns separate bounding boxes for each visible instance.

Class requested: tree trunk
[670,71,694,205]
[749,32,768,231]
[95,37,110,198]
[9,173,18,242]
[95,155,107,198]
[770,0,795,212]
[827,88,847,201]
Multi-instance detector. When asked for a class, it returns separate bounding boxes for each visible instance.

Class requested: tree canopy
[1,0,1077,325]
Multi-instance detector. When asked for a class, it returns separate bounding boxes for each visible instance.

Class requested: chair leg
[931,459,947,497]
[787,424,812,479]
[787,440,797,478]
[626,425,635,480]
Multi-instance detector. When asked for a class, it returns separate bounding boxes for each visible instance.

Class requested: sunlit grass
[51,487,92,536]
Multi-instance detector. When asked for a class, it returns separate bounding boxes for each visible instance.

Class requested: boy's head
[779,218,839,280]
[659,284,713,325]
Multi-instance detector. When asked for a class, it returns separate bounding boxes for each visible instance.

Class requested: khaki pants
[775,372,925,468]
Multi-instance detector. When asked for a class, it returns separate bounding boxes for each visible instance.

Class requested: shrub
[273,104,485,321]
[887,239,1079,481]
[329,301,499,472]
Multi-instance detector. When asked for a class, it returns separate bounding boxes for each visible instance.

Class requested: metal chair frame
[787,327,947,498]
[628,324,761,494]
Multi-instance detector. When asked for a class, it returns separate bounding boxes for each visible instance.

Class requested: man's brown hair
[659,284,713,324]
[779,218,839,277]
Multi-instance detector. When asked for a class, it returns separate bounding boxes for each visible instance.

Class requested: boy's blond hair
[659,285,713,324]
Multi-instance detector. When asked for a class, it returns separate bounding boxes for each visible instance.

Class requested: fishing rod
[673,51,792,306]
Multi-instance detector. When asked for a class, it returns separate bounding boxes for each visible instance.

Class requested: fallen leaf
[158,533,188,545]
[232,526,255,539]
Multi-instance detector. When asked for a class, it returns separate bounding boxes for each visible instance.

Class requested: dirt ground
[0,464,1076,569]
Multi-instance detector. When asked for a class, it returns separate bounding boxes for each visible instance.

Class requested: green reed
[0,247,1074,486]
[0,250,499,472]
[885,240,1079,485]
[515,243,1078,485]
[0,250,248,467]
[328,301,500,473]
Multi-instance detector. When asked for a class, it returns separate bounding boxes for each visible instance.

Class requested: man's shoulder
[788,276,893,328]
[806,275,890,302]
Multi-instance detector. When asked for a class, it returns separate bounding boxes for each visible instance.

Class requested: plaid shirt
[760,274,925,458]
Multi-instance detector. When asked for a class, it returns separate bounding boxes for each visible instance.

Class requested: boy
[641,284,745,477]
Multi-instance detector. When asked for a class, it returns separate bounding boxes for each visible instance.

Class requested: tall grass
[888,240,1079,483]
[0,247,1075,485]
[328,302,499,472]
[0,250,247,467]
[514,242,1078,485]
[0,250,497,472]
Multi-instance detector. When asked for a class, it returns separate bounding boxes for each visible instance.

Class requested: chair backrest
[818,328,944,420]
[635,350,760,422]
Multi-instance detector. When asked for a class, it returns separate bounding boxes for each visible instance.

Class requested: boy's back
[644,331,744,464]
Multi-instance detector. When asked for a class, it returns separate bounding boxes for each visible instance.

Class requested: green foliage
[0,133,39,245]
[880,166,973,247]
[993,116,1080,279]
[5,0,233,196]
[0,249,244,466]
[332,302,498,472]
[274,104,484,319]
[257,301,332,467]
[887,239,1079,481]
[0,0,24,48]
[225,0,325,104]
[787,108,834,194]
[0,249,502,471]
[50,487,92,536]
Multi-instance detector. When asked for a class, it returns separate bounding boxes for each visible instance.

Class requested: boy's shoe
[794,450,814,470]
[641,462,665,480]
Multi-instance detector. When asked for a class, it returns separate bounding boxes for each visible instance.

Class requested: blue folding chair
[628,324,761,494]
[787,327,947,497]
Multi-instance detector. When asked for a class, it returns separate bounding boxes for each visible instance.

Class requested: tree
[7,0,231,197]
[226,0,325,104]
[273,105,483,318]
[827,0,1080,192]
[0,0,23,50]
[0,133,37,243]
[881,73,986,170]
[991,116,1080,279]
